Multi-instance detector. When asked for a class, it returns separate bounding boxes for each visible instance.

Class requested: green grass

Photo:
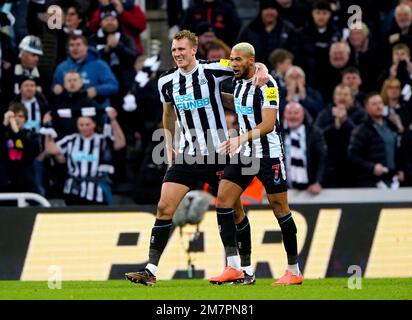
[0,278,411,300]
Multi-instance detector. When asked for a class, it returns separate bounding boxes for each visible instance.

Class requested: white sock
[145,263,158,276]
[242,265,254,276]
[227,256,241,270]
[287,264,300,276]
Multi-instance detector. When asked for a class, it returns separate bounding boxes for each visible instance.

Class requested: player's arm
[163,102,177,163]
[221,92,235,111]
[221,108,277,156]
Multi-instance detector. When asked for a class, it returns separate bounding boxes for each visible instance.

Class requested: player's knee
[156,200,174,220]
[269,198,289,217]
[215,193,236,209]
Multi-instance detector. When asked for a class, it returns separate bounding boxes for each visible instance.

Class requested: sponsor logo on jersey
[265,87,278,102]
[175,93,210,111]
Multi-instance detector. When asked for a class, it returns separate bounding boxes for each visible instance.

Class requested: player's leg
[233,198,255,284]
[209,179,245,284]
[258,157,303,285]
[125,182,189,285]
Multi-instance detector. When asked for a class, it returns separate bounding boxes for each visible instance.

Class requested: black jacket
[180,0,241,47]
[400,126,412,186]
[0,124,40,192]
[237,16,300,69]
[89,30,137,94]
[301,21,341,87]
[348,117,400,187]
[315,105,366,187]
[51,89,101,138]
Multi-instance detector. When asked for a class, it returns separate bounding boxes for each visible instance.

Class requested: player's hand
[373,163,389,176]
[252,63,269,87]
[219,137,241,156]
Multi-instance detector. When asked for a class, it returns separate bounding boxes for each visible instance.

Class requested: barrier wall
[0,189,411,280]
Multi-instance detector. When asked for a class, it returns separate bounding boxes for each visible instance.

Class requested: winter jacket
[52,48,119,108]
[237,16,300,69]
[50,89,101,138]
[0,124,40,192]
[348,117,400,187]
[88,1,147,56]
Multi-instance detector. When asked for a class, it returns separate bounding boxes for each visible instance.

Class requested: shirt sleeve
[260,79,279,109]
[157,75,172,104]
[203,59,234,80]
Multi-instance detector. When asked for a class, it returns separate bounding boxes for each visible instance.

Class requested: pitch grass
[0,278,411,300]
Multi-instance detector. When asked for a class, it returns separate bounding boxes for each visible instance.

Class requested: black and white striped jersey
[56,133,114,203]
[233,75,283,158]
[22,98,42,133]
[157,59,233,156]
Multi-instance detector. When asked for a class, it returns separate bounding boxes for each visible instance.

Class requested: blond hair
[173,30,198,47]
[232,42,255,57]
[381,78,401,105]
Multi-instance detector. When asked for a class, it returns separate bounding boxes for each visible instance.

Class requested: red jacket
[88,5,147,56]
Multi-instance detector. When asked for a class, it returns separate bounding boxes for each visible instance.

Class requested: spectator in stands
[399,113,412,186]
[268,48,294,98]
[237,0,300,68]
[2,35,44,105]
[0,103,41,193]
[315,84,366,187]
[12,76,49,134]
[380,77,411,133]
[0,10,15,102]
[282,102,327,194]
[56,2,88,64]
[387,4,412,51]
[181,0,241,47]
[301,0,341,87]
[341,67,366,108]
[377,43,412,93]
[12,76,50,196]
[275,0,312,30]
[45,107,126,205]
[348,92,404,188]
[166,0,185,40]
[88,0,147,56]
[48,71,101,139]
[122,55,162,151]
[383,0,412,39]
[206,39,231,60]
[195,22,217,60]
[317,41,352,102]
[88,7,137,96]
[281,65,324,119]
[52,35,119,109]
[348,22,381,91]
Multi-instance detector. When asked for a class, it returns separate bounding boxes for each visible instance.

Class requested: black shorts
[222,156,287,194]
[163,154,227,195]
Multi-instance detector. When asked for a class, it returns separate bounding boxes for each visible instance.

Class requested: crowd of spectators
[0,0,411,206]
